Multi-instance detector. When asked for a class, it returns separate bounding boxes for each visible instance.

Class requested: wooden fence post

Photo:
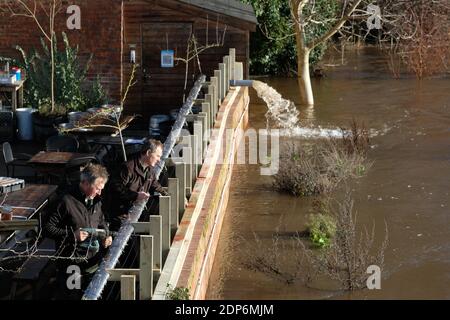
[139,235,153,300]
[175,162,186,218]
[214,70,222,103]
[159,196,171,263]
[205,93,214,127]
[149,215,162,271]
[219,63,226,100]
[189,135,198,180]
[223,56,230,93]
[168,178,179,236]
[121,275,136,300]
[194,120,203,173]
[235,62,244,81]
[229,48,236,82]
[182,146,192,196]
[197,112,208,157]
[201,102,211,131]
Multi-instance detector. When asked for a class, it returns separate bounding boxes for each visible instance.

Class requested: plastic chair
[2,142,32,177]
[46,135,79,152]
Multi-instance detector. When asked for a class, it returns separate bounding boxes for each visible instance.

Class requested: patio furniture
[45,134,79,152]
[28,151,96,184]
[0,80,25,112]
[2,142,33,178]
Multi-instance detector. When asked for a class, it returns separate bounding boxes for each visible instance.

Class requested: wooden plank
[194,121,203,172]
[201,102,211,130]
[224,56,230,93]
[175,162,186,218]
[210,77,219,116]
[235,62,244,80]
[108,269,140,282]
[168,178,179,236]
[149,216,162,271]
[208,84,216,121]
[198,112,208,156]
[214,70,222,103]
[219,63,226,101]
[131,222,150,234]
[205,94,213,127]
[0,220,38,232]
[159,196,171,263]
[121,275,136,300]
[183,147,192,195]
[190,135,198,180]
[4,184,57,210]
[139,235,153,300]
[229,48,236,81]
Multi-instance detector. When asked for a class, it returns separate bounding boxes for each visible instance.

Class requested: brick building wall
[0,0,123,103]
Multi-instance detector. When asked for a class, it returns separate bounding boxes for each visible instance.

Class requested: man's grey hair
[80,163,109,184]
[140,138,163,155]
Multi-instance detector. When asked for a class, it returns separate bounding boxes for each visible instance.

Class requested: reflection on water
[206,46,450,299]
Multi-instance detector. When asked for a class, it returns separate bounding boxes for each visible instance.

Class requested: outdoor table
[0,184,58,246]
[28,151,95,183]
[0,80,25,112]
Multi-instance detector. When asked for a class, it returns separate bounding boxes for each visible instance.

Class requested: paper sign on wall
[161,50,174,68]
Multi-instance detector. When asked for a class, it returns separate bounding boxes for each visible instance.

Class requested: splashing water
[252,80,385,139]
[252,80,300,131]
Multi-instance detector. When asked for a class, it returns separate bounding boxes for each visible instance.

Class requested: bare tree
[2,0,63,112]
[380,0,450,78]
[310,193,388,291]
[174,15,227,102]
[242,193,388,292]
[59,64,139,162]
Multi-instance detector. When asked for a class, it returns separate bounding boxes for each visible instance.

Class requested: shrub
[306,213,336,248]
[10,32,108,112]
[165,285,190,300]
[273,121,371,197]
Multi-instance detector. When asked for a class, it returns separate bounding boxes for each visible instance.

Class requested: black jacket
[44,185,108,260]
[106,155,167,219]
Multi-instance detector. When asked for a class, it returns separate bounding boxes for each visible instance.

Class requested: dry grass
[241,193,388,291]
[273,120,371,197]
[310,194,388,291]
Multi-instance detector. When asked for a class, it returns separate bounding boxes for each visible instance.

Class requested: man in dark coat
[45,163,112,298]
[106,138,168,229]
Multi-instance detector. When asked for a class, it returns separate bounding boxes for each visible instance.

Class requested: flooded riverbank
[206,46,450,299]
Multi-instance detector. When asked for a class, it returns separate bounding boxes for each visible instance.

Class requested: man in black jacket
[106,138,168,229]
[45,163,112,298]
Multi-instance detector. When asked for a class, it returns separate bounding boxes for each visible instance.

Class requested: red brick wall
[0,0,254,113]
[0,0,123,103]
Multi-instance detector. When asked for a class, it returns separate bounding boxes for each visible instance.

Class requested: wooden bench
[9,238,55,300]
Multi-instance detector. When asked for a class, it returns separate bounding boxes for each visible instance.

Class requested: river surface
[206,46,450,300]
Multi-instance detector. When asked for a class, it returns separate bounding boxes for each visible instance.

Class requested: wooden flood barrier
[105,48,246,300]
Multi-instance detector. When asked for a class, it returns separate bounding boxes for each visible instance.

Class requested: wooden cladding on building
[122,0,251,121]
[0,0,255,123]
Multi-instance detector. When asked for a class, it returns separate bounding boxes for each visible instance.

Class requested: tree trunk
[297,49,314,106]
[51,40,55,113]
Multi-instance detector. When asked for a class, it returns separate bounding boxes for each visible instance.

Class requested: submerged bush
[273,121,371,197]
[306,213,336,248]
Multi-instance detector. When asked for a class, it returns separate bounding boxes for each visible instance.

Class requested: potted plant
[33,99,67,142]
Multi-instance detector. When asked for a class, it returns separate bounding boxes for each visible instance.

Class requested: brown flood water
[206,46,450,300]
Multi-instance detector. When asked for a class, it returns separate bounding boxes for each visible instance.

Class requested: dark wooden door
[141,22,193,116]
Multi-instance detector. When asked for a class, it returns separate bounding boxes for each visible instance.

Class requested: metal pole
[82,75,206,300]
